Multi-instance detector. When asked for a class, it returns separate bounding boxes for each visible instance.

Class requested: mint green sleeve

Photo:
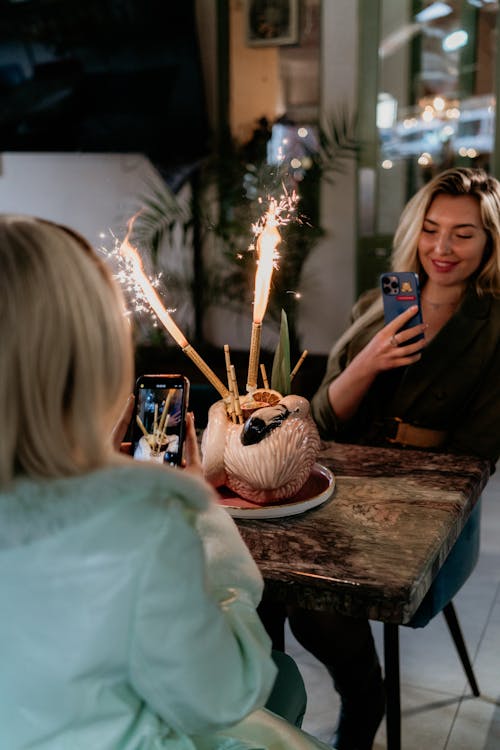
[128,498,277,736]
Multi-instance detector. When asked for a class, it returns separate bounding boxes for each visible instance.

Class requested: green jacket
[311,285,500,468]
[0,463,328,750]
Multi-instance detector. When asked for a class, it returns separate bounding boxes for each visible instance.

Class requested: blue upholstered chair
[383,500,481,750]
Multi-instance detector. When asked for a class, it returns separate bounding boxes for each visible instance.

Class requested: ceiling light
[443,30,468,51]
[379,24,421,58]
[377,93,397,129]
[415,2,453,23]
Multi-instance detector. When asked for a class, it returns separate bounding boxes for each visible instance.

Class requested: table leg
[383,623,401,750]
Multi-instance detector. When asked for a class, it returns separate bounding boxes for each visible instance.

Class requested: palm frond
[129,179,191,266]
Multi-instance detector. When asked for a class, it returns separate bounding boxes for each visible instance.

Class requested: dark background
[0,0,209,176]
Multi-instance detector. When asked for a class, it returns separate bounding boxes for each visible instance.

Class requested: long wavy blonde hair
[329,167,500,361]
[0,215,133,485]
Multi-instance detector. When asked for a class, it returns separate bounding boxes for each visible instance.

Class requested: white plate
[218,463,335,519]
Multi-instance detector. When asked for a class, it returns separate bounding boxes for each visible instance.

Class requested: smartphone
[130,374,190,467]
[380,272,424,343]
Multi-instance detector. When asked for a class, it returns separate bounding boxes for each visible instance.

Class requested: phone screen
[131,375,189,466]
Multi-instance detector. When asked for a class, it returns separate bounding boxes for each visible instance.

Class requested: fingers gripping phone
[130,375,190,466]
[380,272,424,343]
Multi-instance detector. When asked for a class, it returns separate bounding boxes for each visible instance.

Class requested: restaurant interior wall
[297,0,358,353]
[0,0,358,357]
[204,0,359,355]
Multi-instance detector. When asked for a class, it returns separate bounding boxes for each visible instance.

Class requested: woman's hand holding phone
[385,307,428,361]
[112,394,135,452]
[359,306,427,376]
[181,412,204,477]
[328,306,427,423]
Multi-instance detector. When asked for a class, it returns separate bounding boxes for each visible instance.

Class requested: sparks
[250,189,299,247]
[102,215,230,400]
[100,227,165,324]
[117,214,189,348]
[246,189,299,391]
[250,189,299,324]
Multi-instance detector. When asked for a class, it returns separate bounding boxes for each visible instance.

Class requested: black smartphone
[130,374,190,466]
[380,272,424,342]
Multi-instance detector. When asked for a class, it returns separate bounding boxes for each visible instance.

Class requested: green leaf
[271,310,291,395]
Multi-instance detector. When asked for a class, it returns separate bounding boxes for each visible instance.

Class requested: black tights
[258,600,378,676]
[258,600,385,748]
[259,601,385,724]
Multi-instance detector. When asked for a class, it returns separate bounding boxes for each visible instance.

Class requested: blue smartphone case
[380,272,424,339]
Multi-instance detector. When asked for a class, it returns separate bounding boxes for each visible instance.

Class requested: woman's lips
[430,258,458,272]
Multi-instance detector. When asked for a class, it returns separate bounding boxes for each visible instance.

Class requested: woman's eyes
[422,227,474,240]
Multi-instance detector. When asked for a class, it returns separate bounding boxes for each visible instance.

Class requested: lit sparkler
[246,190,298,391]
[116,215,230,400]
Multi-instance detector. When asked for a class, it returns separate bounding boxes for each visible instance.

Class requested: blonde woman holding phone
[261,168,500,750]
[0,214,330,750]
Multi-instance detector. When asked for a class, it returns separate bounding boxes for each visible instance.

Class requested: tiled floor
[287,465,500,749]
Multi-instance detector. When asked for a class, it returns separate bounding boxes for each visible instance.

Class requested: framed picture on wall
[245,0,299,47]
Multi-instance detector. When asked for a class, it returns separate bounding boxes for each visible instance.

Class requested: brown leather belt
[384,418,447,449]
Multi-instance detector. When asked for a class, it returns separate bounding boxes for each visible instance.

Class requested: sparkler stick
[230,365,244,424]
[155,390,172,453]
[247,322,262,393]
[182,344,230,401]
[290,349,309,381]
[154,391,173,454]
[224,344,237,422]
[119,219,230,400]
[260,363,269,389]
[155,420,170,456]
[136,415,150,440]
[247,205,281,391]
[158,391,172,434]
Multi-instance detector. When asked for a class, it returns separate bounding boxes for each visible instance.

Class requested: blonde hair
[330,168,500,360]
[392,167,500,295]
[0,215,133,485]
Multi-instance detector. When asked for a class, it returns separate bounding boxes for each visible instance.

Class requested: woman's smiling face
[418,194,488,288]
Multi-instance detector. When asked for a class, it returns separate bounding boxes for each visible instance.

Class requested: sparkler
[108,185,298,411]
[246,191,298,392]
[118,215,230,400]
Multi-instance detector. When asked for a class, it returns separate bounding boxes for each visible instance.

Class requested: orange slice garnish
[240,388,283,420]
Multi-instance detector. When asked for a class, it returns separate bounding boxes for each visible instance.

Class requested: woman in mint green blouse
[0,215,329,750]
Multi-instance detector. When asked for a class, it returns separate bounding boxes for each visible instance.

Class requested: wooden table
[236,442,490,749]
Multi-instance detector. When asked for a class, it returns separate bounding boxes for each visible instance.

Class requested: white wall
[0,152,199,341]
[0,151,162,250]
[297,0,359,352]
[204,0,360,355]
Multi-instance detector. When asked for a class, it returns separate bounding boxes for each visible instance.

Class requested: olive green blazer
[311,286,500,468]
